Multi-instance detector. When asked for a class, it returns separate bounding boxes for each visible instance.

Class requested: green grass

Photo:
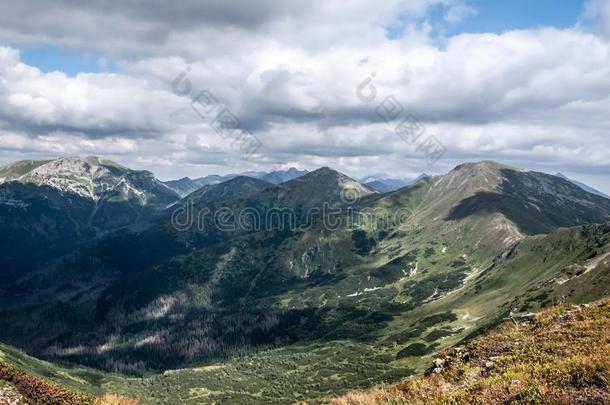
[103,342,413,404]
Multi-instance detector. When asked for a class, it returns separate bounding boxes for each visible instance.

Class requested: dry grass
[0,361,138,405]
[332,299,610,404]
[0,361,96,405]
[96,394,139,405]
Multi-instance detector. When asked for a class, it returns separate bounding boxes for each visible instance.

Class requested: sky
[0,0,609,194]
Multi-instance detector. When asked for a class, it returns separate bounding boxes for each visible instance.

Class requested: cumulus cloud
[0,47,184,136]
[0,1,609,193]
[0,0,465,58]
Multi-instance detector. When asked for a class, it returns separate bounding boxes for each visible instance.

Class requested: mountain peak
[260,167,308,184]
[413,173,431,183]
[28,156,127,178]
[187,175,273,205]
[433,161,514,195]
[24,156,140,183]
[26,156,110,180]
[296,166,356,183]
[451,160,521,174]
[1,155,179,203]
[311,166,336,174]
[224,175,272,186]
[282,166,377,206]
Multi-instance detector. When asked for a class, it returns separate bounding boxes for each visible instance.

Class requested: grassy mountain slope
[0,342,139,404]
[185,176,274,205]
[333,298,610,404]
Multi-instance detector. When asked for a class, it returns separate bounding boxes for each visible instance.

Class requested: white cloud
[0,47,186,136]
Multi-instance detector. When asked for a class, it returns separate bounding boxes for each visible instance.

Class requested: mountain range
[363,174,430,193]
[0,156,609,403]
[163,168,309,197]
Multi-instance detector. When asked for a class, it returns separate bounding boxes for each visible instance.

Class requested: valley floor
[4,298,610,404]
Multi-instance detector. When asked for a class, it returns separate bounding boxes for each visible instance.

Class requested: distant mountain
[163,177,201,197]
[363,174,429,193]
[279,167,377,207]
[188,176,274,206]
[0,182,98,271]
[163,174,240,197]
[364,179,407,193]
[0,156,178,204]
[410,173,431,185]
[359,174,391,184]
[0,156,180,269]
[260,168,308,184]
[164,168,307,196]
[193,168,307,187]
[555,173,609,199]
[193,174,237,187]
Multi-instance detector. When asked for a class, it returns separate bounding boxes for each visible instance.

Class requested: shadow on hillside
[445,189,551,235]
[444,169,608,235]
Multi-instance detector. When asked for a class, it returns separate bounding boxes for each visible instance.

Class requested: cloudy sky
[0,0,609,193]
